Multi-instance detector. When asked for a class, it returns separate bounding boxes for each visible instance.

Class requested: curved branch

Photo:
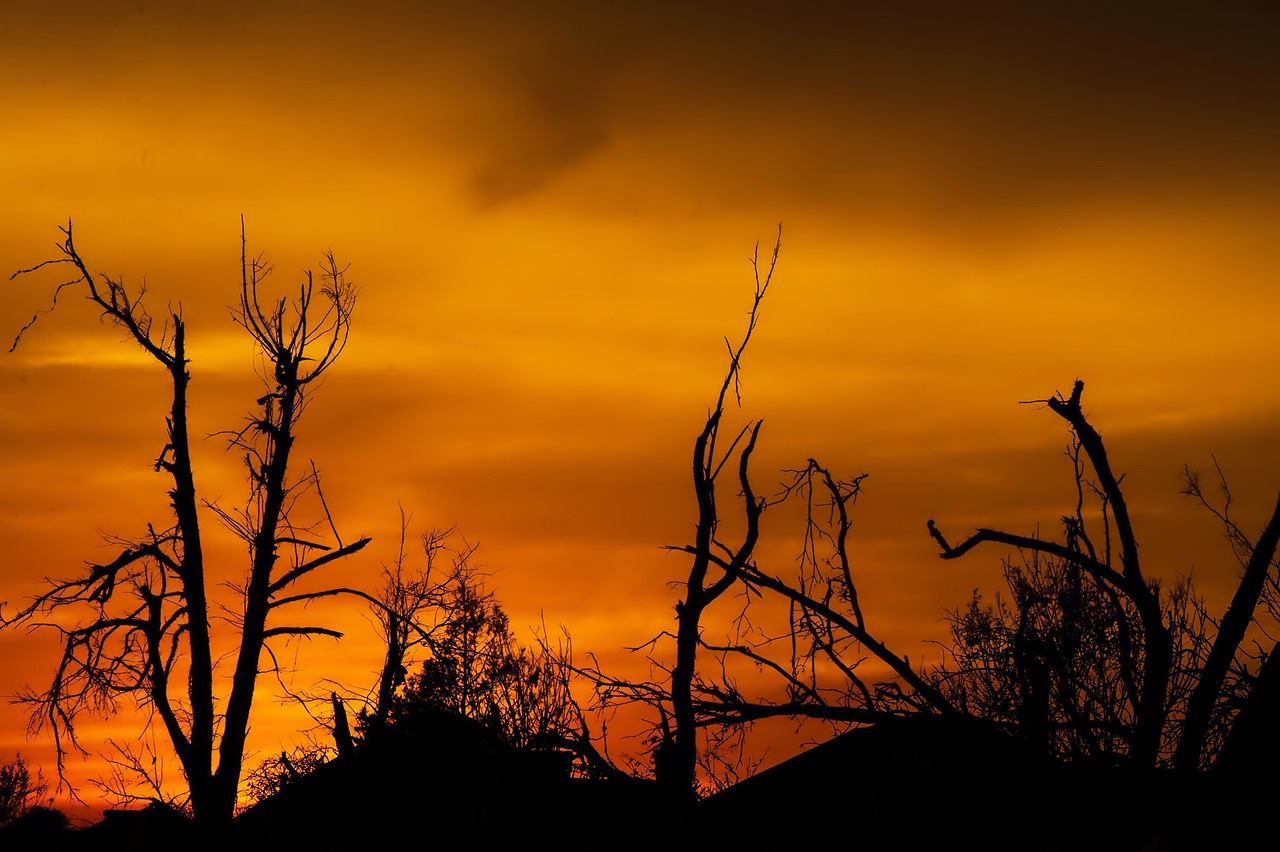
[927,521,1137,598]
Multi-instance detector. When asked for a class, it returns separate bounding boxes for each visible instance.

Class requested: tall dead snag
[577,226,954,798]
[3,221,371,824]
[929,379,1280,772]
[928,380,1171,767]
[657,231,776,801]
[571,230,780,801]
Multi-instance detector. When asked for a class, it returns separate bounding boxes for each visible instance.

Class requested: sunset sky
[3,0,1280,820]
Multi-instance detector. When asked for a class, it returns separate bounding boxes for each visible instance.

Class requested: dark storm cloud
[466,48,620,209]
[373,0,1280,222]
[12,1,1275,219]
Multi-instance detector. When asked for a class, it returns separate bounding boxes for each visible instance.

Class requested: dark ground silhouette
[5,711,1262,851]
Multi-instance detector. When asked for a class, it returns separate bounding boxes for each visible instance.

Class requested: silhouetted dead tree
[577,227,952,798]
[573,233,778,799]
[927,380,1280,772]
[364,516,455,731]
[2,220,371,824]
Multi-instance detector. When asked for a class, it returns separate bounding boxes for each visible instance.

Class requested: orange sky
[3,0,1280,820]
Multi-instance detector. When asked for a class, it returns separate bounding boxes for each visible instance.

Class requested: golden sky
[3,0,1280,818]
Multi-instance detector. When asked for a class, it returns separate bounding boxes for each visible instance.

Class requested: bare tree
[577,227,953,799]
[2,221,371,825]
[364,516,454,732]
[927,380,1280,771]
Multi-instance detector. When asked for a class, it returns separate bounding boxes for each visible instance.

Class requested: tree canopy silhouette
[368,530,581,754]
[0,754,52,829]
